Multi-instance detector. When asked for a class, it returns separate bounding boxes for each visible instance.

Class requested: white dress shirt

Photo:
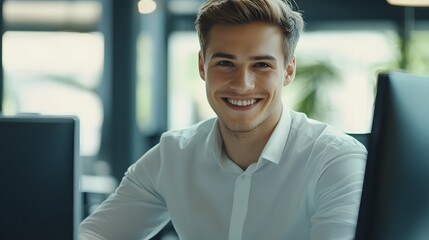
[80,109,367,240]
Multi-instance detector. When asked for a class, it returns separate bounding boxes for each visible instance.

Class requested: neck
[219,114,281,170]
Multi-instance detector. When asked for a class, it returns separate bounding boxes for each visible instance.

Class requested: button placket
[228,173,252,240]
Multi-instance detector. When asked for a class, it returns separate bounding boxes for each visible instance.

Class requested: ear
[198,51,206,81]
[283,56,296,86]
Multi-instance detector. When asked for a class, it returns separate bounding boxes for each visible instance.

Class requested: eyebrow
[211,53,236,60]
[211,52,276,61]
[250,55,277,61]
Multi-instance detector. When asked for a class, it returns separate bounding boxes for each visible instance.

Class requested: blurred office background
[0,0,428,239]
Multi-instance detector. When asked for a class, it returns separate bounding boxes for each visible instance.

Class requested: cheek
[260,78,284,102]
[206,70,229,87]
[260,73,284,91]
[204,76,220,96]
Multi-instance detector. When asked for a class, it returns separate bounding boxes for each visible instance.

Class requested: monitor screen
[355,72,429,240]
[0,116,81,240]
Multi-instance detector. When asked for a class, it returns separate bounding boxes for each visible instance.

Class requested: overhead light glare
[3,1,101,27]
[387,0,429,6]
[138,0,157,14]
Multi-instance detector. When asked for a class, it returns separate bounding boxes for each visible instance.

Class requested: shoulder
[130,118,217,180]
[159,118,216,149]
[289,110,367,157]
[287,112,367,211]
[286,110,367,183]
[160,118,216,142]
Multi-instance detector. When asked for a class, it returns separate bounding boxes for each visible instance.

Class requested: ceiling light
[138,0,157,14]
[387,0,429,6]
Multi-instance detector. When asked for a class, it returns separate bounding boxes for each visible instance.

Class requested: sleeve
[79,144,170,240]
[309,139,367,240]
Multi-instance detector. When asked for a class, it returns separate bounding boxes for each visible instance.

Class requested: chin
[221,119,260,133]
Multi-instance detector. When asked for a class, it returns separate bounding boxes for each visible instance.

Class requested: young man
[80,0,367,239]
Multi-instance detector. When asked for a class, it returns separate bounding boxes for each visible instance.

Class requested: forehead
[206,22,285,60]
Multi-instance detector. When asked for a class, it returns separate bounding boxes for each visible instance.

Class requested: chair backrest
[348,133,370,149]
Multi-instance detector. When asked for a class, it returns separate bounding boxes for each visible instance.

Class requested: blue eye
[217,61,234,67]
[254,62,270,68]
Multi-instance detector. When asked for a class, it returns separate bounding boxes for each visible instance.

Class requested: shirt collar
[205,118,224,166]
[205,108,292,171]
[206,118,243,172]
[259,108,292,165]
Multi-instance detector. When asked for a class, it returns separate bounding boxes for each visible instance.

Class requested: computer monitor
[355,72,429,240]
[0,116,81,240]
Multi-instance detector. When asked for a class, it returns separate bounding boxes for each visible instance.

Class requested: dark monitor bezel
[355,72,429,240]
[0,115,81,240]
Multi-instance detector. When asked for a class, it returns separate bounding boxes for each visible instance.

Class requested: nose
[229,67,255,93]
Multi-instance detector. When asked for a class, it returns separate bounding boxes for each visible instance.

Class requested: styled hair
[194,0,305,63]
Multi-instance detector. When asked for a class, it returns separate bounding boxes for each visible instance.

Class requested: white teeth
[227,99,257,107]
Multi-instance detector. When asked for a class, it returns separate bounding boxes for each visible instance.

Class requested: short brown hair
[194,0,304,63]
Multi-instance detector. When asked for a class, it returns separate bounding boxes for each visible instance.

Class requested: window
[285,29,400,133]
[2,0,104,157]
[168,31,213,130]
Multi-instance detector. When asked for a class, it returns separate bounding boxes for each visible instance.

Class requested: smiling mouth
[225,98,260,107]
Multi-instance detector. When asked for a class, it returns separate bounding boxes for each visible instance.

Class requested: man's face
[198,22,296,134]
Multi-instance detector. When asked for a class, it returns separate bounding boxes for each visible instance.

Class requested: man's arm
[310,148,367,240]
[79,145,170,240]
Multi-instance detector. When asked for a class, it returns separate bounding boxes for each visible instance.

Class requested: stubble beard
[218,114,271,139]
